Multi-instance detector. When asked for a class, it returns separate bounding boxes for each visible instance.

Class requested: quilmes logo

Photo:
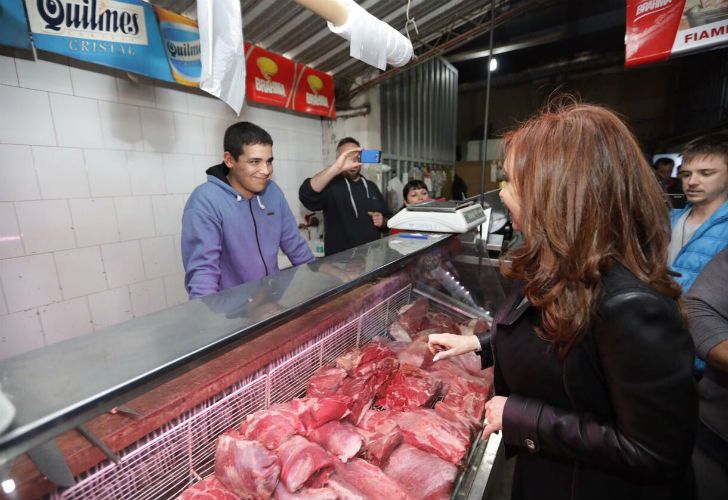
[28,0,148,45]
[305,74,328,107]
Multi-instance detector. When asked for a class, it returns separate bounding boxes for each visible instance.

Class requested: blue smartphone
[360,149,382,163]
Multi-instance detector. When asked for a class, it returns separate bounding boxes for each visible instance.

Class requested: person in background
[654,157,677,192]
[669,133,728,292]
[428,101,697,500]
[685,247,728,500]
[299,137,390,256]
[390,180,432,235]
[181,122,313,299]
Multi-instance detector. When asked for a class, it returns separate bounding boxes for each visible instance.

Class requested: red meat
[240,403,303,450]
[324,477,368,500]
[348,422,403,466]
[307,366,348,397]
[357,408,400,432]
[214,431,280,500]
[394,409,471,464]
[339,369,394,426]
[397,298,430,334]
[389,320,413,341]
[273,482,338,500]
[306,421,362,462]
[421,312,460,335]
[333,458,414,499]
[376,365,442,411]
[276,435,334,493]
[395,335,429,368]
[335,342,398,378]
[383,444,459,500]
[178,475,238,500]
[290,395,351,431]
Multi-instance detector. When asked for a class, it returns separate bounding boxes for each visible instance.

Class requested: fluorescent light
[489,58,498,72]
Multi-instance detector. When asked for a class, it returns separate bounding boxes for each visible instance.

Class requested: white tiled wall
[0,52,325,360]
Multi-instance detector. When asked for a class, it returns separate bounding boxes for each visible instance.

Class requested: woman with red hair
[429,101,697,500]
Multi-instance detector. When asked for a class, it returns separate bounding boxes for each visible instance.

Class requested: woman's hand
[427,333,481,362]
[482,396,507,440]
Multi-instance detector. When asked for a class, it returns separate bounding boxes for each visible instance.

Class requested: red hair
[501,101,682,354]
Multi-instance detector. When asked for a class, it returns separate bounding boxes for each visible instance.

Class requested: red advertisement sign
[293,66,337,119]
[245,42,299,108]
[626,0,728,67]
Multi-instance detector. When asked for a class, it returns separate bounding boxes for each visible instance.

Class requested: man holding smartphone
[299,137,390,255]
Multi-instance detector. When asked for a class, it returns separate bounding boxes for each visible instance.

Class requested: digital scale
[387,200,488,233]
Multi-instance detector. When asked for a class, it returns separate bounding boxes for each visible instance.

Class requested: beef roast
[376,365,442,411]
[240,403,303,450]
[306,420,362,462]
[333,458,414,500]
[178,475,238,500]
[383,444,459,500]
[394,409,471,464]
[307,366,348,397]
[276,435,334,493]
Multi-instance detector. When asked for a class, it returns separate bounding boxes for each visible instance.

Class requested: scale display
[387,200,487,233]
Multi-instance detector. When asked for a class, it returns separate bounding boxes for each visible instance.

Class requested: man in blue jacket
[669,133,728,293]
[181,122,314,299]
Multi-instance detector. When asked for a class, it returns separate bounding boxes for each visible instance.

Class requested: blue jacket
[670,200,728,291]
[182,163,314,299]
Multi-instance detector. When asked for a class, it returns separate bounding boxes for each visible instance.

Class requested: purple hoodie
[181,163,314,299]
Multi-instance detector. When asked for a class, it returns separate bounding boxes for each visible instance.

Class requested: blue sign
[0,0,31,49]
[24,0,173,82]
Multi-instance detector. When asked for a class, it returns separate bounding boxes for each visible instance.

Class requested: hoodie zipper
[248,199,269,276]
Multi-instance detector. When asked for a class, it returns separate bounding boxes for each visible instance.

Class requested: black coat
[479,262,697,500]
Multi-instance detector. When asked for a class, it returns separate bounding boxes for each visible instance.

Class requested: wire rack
[53,285,412,500]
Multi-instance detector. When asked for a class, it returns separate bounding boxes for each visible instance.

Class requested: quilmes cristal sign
[24,0,173,81]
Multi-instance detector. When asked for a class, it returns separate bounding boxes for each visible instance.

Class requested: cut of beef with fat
[240,403,303,450]
[394,409,471,464]
[389,320,413,341]
[397,298,430,333]
[339,369,394,425]
[306,420,362,462]
[290,395,351,431]
[273,483,338,500]
[178,475,238,500]
[306,366,348,397]
[325,477,368,500]
[214,432,280,500]
[276,435,334,493]
[333,458,414,499]
[376,364,442,411]
[348,422,403,466]
[421,312,460,335]
[384,444,459,500]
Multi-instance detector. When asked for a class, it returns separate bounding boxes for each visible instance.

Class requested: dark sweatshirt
[299,175,389,256]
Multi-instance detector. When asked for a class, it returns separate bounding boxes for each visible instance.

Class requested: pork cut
[306,366,348,397]
[240,403,303,450]
[383,444,459,500]
[306,420,362,462]
[273,482,338,500]
[394,409,471,464]
[178,475,238,500]
[333,458,414,499]
[214,431,280,500]
[276,435,334,493]
[290,395,351,431]
[376,364,442,411]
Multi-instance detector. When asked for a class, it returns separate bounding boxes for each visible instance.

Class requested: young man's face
[224,143,273,199]
[339,142,361,180]
[405,187,429,205]
[679,155,728,208]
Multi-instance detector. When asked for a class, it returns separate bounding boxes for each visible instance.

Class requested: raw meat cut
[352,343,399,378]
[448,350,487,377]
[394,409,471,464]
[339,369,394,425]
[395,335,430,368]
[307,366,348,397]
[357,408,400,432]
[434,400,481,432]
[240,403,303,450]
[376,365,442,411]
[178,475,238,500]
[306,420,362,462]
[458,317,489,336]
[387,340,411,354]
[384,444,459,500]
[349,422,403,466]
[333,458,414,499]
[421,312,460,335]
[324,477,368,500]
[397,298,430,334]
[389,320,413,341]
[427,362,491,397]
[276,435,334,493]
[214,431,280,500]
[274,483,338,500]
[291,395,351,431]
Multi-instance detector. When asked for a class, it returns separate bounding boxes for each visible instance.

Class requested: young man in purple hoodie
[181,122,314,299]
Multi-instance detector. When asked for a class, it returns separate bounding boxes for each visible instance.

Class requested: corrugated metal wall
[380,57,458,187]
